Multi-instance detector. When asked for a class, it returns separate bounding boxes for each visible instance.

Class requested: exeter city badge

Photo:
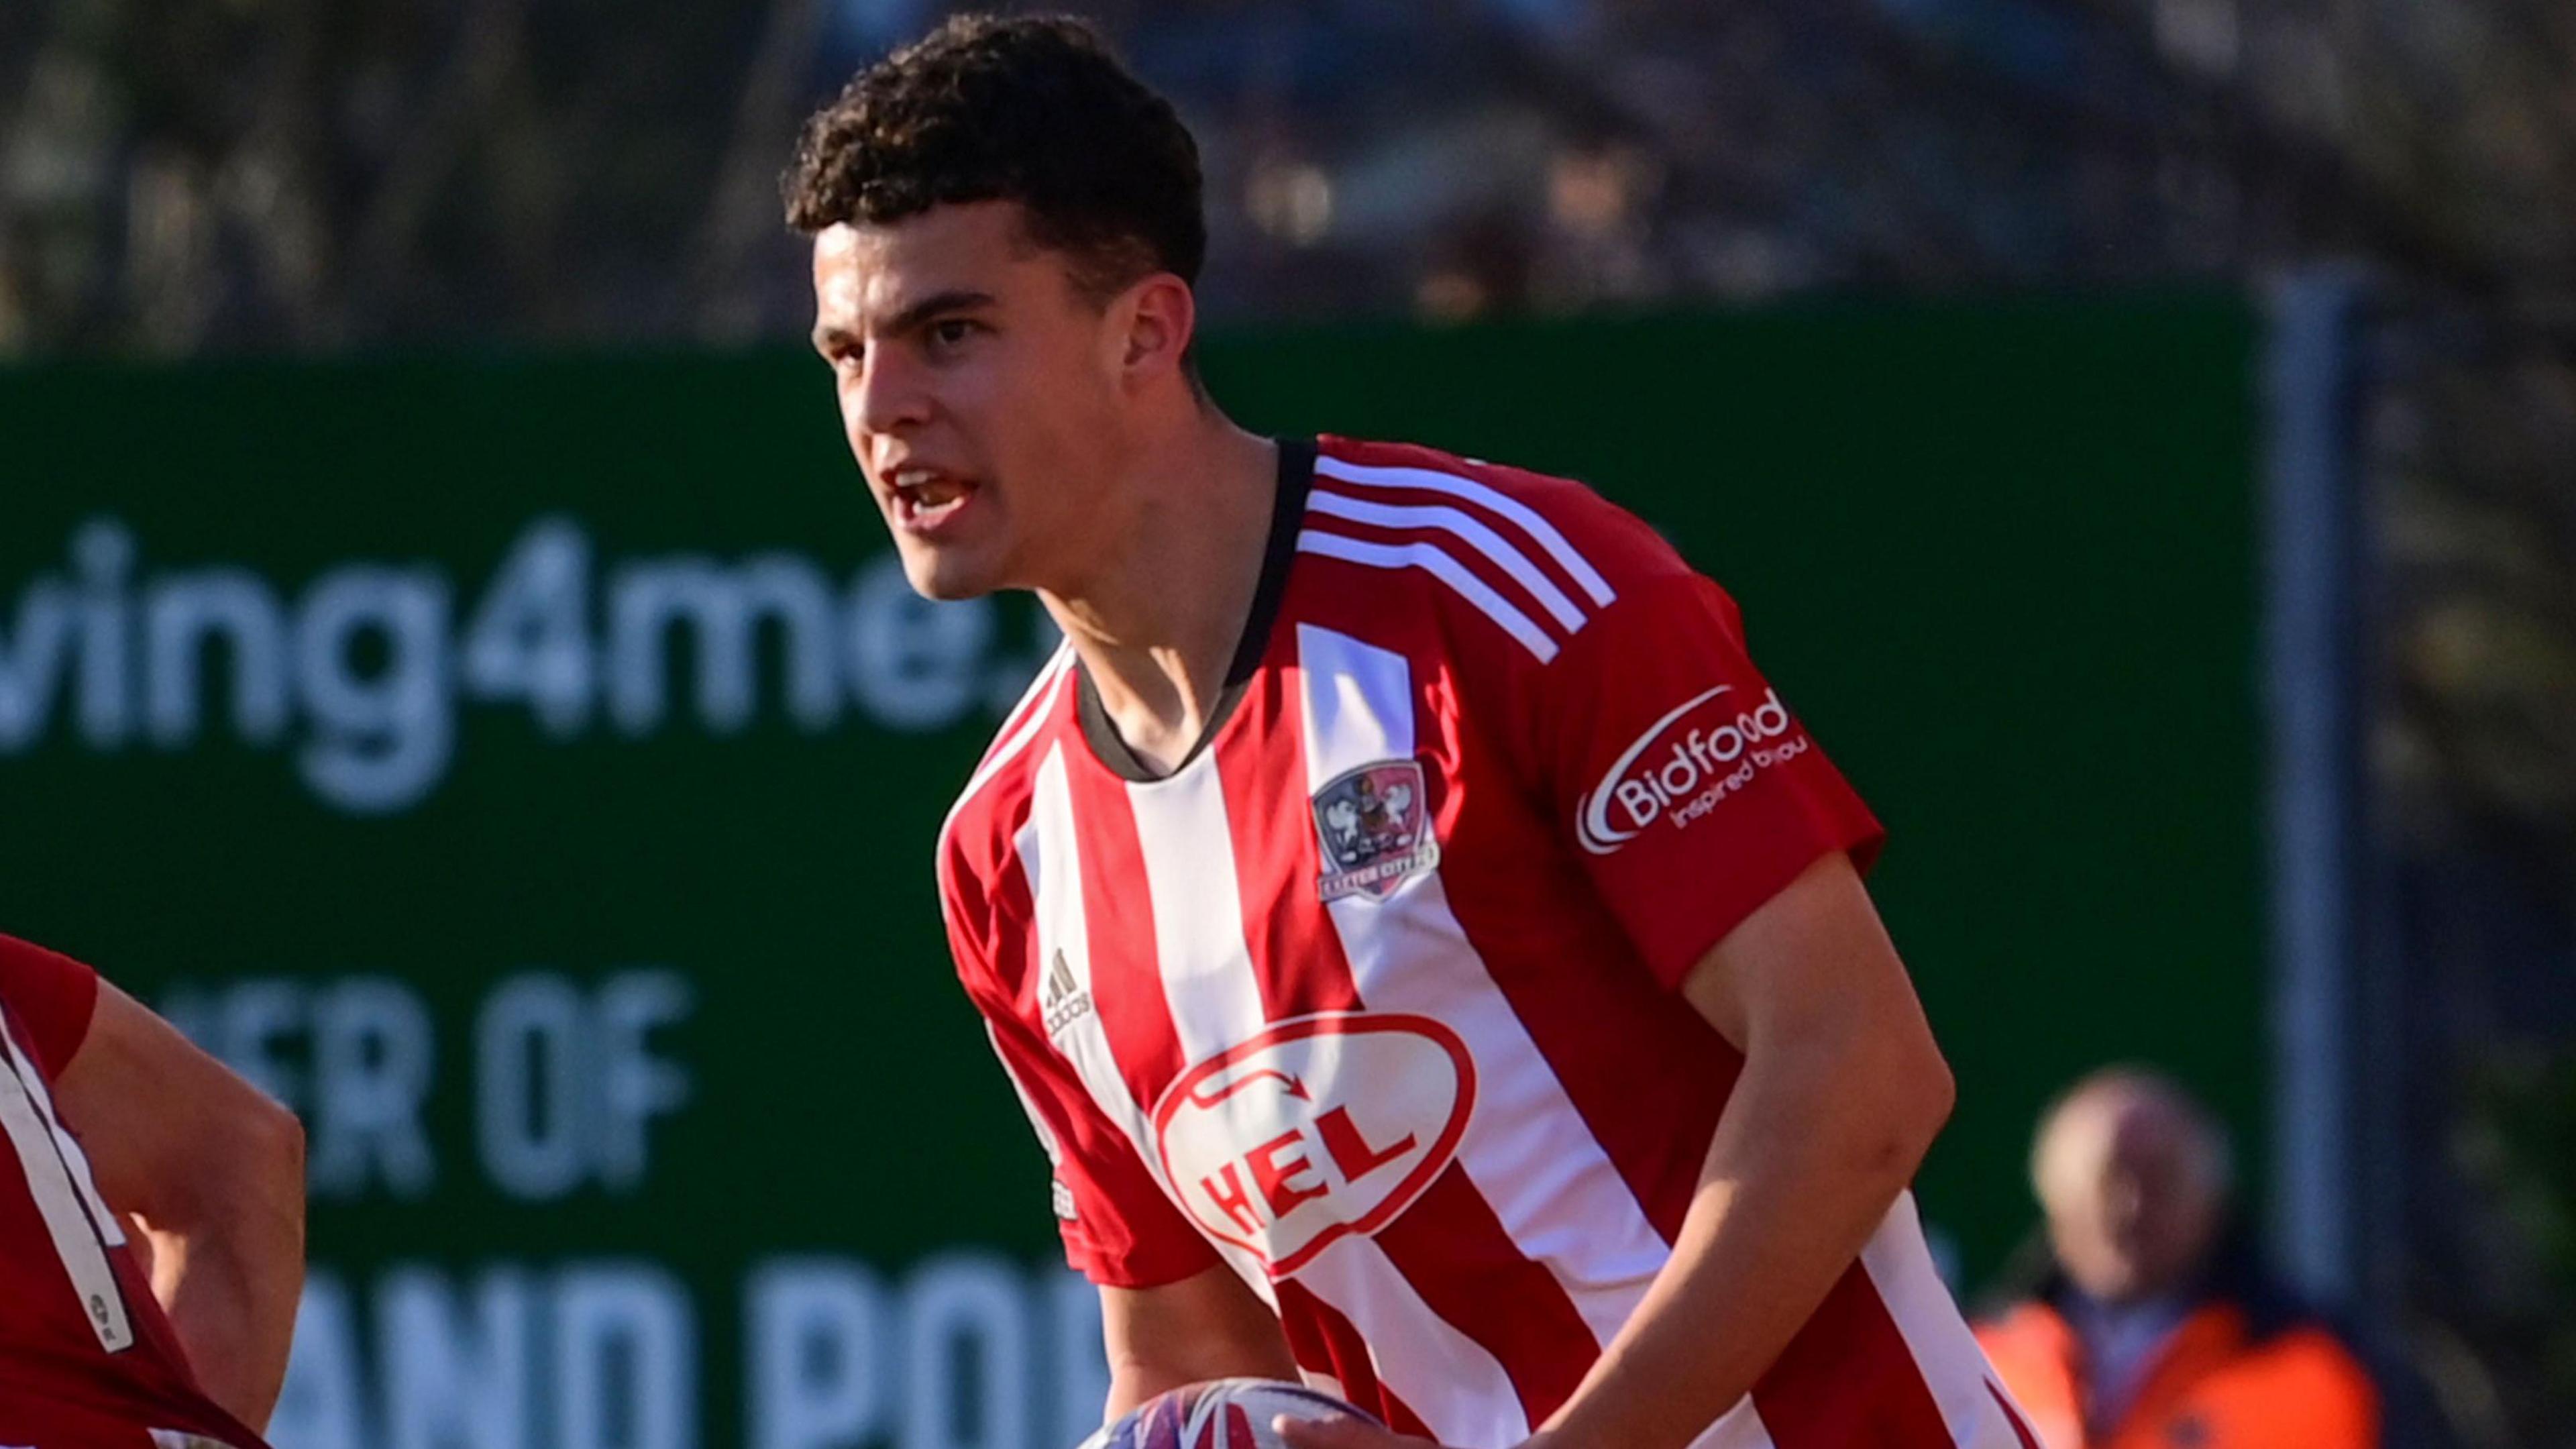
[1311,759,1440,902]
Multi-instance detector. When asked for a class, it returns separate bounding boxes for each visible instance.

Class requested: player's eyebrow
[882,288,997,335]
[812,289,997,358]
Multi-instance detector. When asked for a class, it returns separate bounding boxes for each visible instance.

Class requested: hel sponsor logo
[1311,759,1440,902]
[1576,684,1805,855]
[1152,1013,1474,1277]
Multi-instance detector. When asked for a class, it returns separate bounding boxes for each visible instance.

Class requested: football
[1079,1377,1381,1449]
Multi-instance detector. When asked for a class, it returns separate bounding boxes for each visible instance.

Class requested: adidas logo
[1041,949,1092,1036]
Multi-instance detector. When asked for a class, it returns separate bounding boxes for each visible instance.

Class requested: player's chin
[894,539,1008,602]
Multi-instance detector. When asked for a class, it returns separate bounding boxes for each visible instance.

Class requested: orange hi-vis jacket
[1976,1293,2379,1449]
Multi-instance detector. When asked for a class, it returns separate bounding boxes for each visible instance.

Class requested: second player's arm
[56,981,307,1432]
[1285,850,1953,1449]
[1102,1264,1302,1417]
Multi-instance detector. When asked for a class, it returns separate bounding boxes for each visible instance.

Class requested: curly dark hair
[783,14,1205,306]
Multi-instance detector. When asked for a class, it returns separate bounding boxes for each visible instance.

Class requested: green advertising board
[0,296,2261,1449]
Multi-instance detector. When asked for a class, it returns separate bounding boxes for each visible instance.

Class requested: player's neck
[1039,413,1278,775]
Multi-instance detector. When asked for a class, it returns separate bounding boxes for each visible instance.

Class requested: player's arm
[1283,854,1948,1449]
[1284,543,1957,1449]
[55,981,306,1432]
[1102,1264,1302,1416]
[946,841,1289,1426]
[1532,851,1948,1446]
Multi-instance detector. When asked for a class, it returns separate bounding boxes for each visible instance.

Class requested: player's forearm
[141,1110,306,1430]
[1105,1332,1301,1417]
[1534,1024,1951,1449]
[1100,1267,1303,1419]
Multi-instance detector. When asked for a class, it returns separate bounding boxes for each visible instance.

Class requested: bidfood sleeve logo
[1575,684,1805,855]
[1152,1013,1474,1277]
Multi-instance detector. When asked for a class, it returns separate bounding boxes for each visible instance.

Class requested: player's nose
[849,347,934,439]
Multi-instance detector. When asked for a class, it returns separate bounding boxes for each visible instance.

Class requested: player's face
[812,202,1132,600]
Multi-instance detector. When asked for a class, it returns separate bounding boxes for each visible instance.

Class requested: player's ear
[1115,273,1196,390]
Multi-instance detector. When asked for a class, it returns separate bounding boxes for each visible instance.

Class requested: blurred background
[1,1,2570,1446]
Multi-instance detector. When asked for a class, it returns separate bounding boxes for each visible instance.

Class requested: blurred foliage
[2447,1048,2576,1442]
[9,0,2576,350]
[2379,312,2576,1448]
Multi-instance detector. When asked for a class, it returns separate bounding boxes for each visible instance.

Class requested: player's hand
[1272,1415,1437,1449]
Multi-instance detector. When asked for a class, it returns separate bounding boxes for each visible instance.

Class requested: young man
[0,932,305,1448]
[787,16,2033,1448]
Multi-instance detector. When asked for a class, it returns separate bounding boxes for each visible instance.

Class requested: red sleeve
[0,933,103,1081]
[1525,574,1885,988]
[942,853,1220,1289]
[976,997,1222,1288]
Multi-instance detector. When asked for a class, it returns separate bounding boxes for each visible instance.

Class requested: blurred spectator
[1976,1068,2382,1448]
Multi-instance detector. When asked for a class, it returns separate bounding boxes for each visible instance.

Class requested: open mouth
[888,468,977,532]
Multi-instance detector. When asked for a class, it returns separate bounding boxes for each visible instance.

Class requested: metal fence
[2366,285,2576,1448]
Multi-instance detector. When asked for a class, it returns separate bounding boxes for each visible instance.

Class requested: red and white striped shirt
[940,437,2035,1448]
[0,935,270,1449]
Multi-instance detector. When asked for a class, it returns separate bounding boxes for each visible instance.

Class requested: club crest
[1311,759,1440,902]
